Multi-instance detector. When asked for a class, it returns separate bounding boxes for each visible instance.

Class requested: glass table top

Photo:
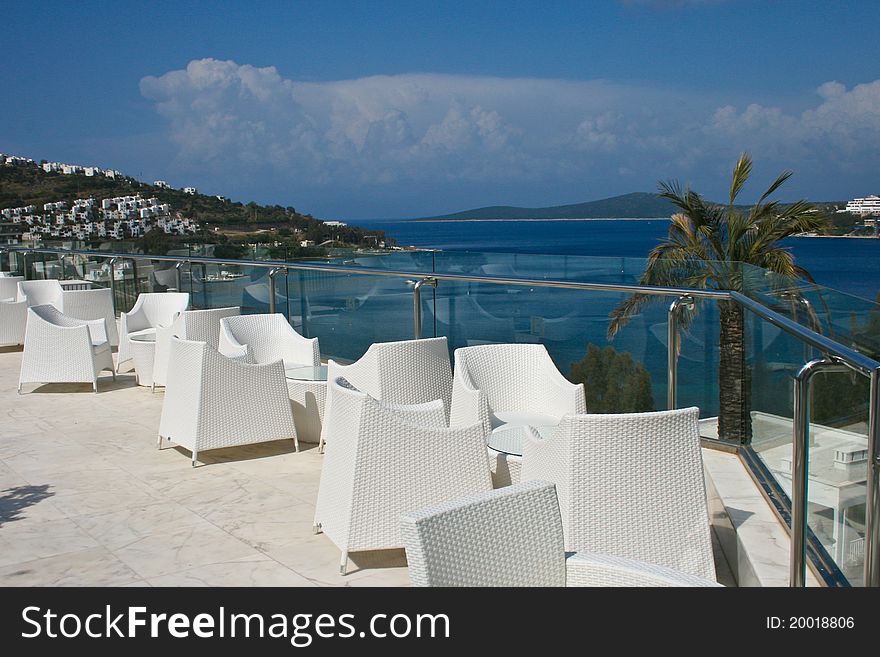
[285,364,328,382]
[129,330,157,343]
[486,424,555,457]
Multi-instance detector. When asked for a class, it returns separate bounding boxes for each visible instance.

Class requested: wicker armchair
[152,306,240,389]
[61,288,119,347]
[520,407,716,581]
[158,336,298,466]
[0,297,27,346]
[218,313,319,367]
[17,279,63,308]
[18,305,115,393]
[401,480,720,587]
[117,292,189,372]
[450,343,586,433]
[314,376,491,575]
[0,275,24,302]
[321,337,453,451]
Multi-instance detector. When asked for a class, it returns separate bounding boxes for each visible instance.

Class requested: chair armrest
[544,362,586,416]
[120,304,150,334]
[281,320,320,367]
[217,324,251,362]
[450,372,490,431]
[155,310,182,330]
[84,317,109,345]
[565,552,722,587]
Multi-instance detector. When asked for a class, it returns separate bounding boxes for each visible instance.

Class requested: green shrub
[570,344,654,413]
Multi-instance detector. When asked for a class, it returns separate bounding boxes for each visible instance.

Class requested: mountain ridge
[414,192,678,220]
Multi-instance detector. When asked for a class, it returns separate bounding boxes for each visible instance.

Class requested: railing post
[107,257,118,315]
[413,277,438,339]
[174,261,185,292]
[667,295,694,410]
[866,369,880,587]
[268,267,286,315]
[791,357,849,586]
[60,253,68,280]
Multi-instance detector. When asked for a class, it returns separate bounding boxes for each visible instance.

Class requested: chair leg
[293,434,300,453]
[340,551,348,576]
[191,448,198,468]
[17,383,22,395]
[93,380,98,394]
[312,522,322,535]
[156,435,163,450]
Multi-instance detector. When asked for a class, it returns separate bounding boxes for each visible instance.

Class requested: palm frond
[607,292,653,339]
[729,152,752,206]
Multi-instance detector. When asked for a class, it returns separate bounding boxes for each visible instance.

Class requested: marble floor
[0,345,735,587]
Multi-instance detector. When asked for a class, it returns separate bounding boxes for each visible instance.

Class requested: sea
[355,218,880,302]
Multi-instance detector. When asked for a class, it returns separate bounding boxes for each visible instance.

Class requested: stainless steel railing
[2,245,878,587]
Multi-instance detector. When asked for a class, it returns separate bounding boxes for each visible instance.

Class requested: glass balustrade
[4,244,878,587]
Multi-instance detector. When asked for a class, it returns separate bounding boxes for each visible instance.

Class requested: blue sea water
[356,218,880,301]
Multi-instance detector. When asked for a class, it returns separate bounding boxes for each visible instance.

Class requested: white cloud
[140,59,880,216]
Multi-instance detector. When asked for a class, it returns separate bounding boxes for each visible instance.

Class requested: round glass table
[486,424,556,488]
[284,364,328,446]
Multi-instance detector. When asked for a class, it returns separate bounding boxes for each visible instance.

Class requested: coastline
[405,216,671,223]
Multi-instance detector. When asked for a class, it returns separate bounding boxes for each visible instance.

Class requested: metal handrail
[5,244,880,587]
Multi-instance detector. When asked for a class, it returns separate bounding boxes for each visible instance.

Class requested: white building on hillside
[845,195,880,216]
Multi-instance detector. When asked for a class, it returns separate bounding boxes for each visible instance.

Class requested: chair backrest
[329,337,453,415]
[17,279,64,308]
[0,276,24,301]
[400,481,567,587]
[28,303,83,328]
[523,407,715,581]
[61,288,118,346]
[135,292,190,327]
[454,343,557,413]
[219,313,317,366]
[177,306,240,350]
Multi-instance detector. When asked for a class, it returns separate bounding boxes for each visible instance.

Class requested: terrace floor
[0,346,735,587]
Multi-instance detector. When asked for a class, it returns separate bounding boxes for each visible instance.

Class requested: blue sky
[2,1,879,218]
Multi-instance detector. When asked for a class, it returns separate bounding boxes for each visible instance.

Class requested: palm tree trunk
[718,300,751,443]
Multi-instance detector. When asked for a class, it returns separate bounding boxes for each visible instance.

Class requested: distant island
[414,192,677,221]
[412,191,873,236]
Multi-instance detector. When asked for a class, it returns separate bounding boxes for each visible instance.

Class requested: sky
[2,1,879,219]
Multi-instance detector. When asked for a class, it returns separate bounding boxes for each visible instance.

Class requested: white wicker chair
[18,305,115,393]
[401,480,720,587]
[117,292,189,372]
[450,343,585,486]
[218,313,319,367]
[158,336,298,466]
[61,288,119,347]
[0,297,27,346]
[520,407,716,581]
[321,337,453,451]
[152,306,240,389]
[17,279,63,308]
[450,343,586,432]
[0,275,24,302]
[314,376,491,575]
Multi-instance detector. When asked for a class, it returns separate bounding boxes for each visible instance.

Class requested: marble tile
[0,516,100,566]
[0,547,142,586]
[147,557,316,587]
[110,523,265,579]
[72,502,209,551]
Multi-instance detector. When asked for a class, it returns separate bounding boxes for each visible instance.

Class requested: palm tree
[608,153,828,443]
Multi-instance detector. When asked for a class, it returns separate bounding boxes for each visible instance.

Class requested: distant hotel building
[845,195,880,216]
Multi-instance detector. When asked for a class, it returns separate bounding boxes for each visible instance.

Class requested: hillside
[0,162,389,247]
[417,192,678,220]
